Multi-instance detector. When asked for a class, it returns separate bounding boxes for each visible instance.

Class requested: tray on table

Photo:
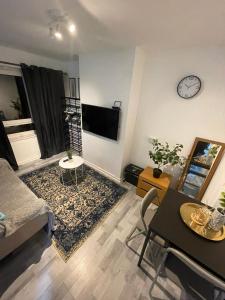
[180,203,225,242]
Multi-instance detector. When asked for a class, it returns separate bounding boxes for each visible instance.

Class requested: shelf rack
[63,78,82,155]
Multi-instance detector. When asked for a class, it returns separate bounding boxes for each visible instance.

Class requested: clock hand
[188,82,199,88]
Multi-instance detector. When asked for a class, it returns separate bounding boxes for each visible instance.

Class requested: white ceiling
[0,0,225,60]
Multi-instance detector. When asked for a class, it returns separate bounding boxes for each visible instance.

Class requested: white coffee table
[59,155,84,186]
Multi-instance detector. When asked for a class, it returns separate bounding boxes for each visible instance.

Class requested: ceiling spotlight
[68,23,76,33]
[54,24,62,40]
[54,31,62,40]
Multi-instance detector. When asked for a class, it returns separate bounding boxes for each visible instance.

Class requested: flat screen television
[82,104,120,140]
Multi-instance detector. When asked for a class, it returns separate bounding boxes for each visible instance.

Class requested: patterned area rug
[21,162,127,261]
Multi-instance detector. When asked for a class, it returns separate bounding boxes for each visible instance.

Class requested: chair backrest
[140,188,158,232]
[166,247,225,292]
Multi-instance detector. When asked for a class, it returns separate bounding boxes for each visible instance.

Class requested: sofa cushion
[0,159,50,238]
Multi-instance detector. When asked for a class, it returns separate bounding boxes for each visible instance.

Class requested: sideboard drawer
[138,179,163,192]
[136,166,171,206]
[136,187,162,205]
[138,179,152,191]
[136,187,147,198]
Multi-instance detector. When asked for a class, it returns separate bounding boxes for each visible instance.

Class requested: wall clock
[177,75,201,99]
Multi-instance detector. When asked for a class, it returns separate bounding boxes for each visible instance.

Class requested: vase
[208,208,225,231]
[66,151,73,160]
[153,168,162,178]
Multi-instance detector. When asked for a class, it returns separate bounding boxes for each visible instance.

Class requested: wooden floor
[0,159,181,300]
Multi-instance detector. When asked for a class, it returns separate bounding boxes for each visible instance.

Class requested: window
[0,73,34,134]
[0,74,31,121]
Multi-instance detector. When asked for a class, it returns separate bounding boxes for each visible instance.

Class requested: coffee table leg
[75,168,78,186]
[60,168,64,185]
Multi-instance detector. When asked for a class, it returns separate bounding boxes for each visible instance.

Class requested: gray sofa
[0,159,52,259]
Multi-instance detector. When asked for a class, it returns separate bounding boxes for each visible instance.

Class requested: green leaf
[148,139,185,167]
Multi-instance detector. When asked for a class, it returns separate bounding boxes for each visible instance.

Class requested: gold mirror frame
[177,137,225,200]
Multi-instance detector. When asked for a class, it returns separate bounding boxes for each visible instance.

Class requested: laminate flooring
[1,158,181,300]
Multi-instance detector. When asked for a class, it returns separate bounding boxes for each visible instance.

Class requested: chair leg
[125,227,137,246]
[149,251,168,299]
[147,239,156,265]
[125,226,145,246]
[138,229,153,267]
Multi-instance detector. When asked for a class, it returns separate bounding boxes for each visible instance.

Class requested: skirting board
[84,160,121,184]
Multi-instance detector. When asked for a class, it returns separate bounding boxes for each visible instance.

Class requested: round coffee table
[59,155,84,186]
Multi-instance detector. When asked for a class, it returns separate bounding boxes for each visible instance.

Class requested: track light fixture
[54,31,62,40]
[68,23,76,33]
[47,9,76,41]
[54,24,62,40]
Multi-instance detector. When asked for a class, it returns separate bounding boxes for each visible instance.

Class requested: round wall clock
[177,75,201,99]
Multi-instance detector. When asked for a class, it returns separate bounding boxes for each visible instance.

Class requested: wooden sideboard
[136,167,171,205]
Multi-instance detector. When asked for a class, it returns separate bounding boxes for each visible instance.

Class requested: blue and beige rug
[21,162,127,261]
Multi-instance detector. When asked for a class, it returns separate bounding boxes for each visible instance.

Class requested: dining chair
[125,188,165,258]
[149,247,225,300]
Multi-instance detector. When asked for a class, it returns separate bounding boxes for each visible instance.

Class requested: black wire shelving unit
[63,77,82,155]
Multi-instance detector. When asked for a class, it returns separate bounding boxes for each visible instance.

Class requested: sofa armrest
[0,158,13,172]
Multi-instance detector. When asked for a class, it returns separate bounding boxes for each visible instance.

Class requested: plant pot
[153,168,162,178]
[66,150,73,160]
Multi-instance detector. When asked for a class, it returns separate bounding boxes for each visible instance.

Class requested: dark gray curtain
[0,120,18,170]
[21,64,65,158]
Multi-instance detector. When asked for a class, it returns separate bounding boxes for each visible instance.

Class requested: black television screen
[82,104,120,140]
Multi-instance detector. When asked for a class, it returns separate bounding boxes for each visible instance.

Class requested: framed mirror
[177,137,225,200]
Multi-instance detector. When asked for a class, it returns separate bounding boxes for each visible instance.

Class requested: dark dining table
[138,189,225,281]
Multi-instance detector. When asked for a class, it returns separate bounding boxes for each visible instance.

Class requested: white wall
[65,55,79,78]
[0,74,19,119]
[0,45,79,76]
[130,47,225,206]
[79,49,136,180]
[0,45,68,71]
[121,47,146,171]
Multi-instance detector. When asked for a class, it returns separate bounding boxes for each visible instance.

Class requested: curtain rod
[0,60,20,67]
[0,60,68,75]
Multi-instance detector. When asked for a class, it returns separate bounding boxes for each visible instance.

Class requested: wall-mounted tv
[82,104,120,141]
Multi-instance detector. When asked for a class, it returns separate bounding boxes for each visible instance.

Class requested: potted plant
[66,149,73,160]
[149,139,184,178]
[10,98,23,119]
